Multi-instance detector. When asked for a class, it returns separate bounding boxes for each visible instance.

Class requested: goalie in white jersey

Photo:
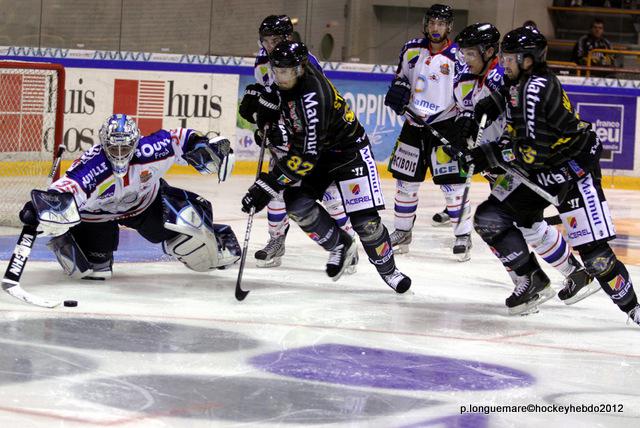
[384,4,472,261]
[452,22,597,306]
[19,114,240,280]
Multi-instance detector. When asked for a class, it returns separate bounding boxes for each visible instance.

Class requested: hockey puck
[63,300,78,307]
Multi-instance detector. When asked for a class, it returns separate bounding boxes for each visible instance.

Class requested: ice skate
[255,226,288,268]
[506,269,555,315]
[389,229,412,254]
[431,208,451,227]
[628,304,640,327]
[558,267,599,305]
[381,268,412,293]
[326,233,357,282]
[453,234,472,262]
[345,246,359,275]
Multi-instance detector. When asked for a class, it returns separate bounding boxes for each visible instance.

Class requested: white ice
[0,175,638,428]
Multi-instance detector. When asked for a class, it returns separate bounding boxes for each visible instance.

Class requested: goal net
[0,61,65,227]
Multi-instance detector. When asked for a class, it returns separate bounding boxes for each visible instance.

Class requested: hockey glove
[239,83,263,124]
[257,84,281,129]
[474,90,506,123]
[384,77,412,115]
[266,123,290,149]
[241,172,282,214]
[26,190,81,236]
[454,111,479,149]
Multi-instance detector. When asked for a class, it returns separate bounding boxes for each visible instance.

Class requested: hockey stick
[2,146,66,308]
[234,128,269,301]
[454,114,488,235]
[404,108,560,206]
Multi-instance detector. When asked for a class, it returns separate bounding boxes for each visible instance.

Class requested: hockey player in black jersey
[467,26,639,324]
[240,41,411,292]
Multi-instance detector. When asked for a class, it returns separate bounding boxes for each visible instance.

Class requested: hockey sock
[267,192,289,238]
[293,202,342,251]
[322,186,355,238]
[518,221,574,276]
[394,180,420,231]
[442,183,472,235]
[595,259,637,313]
[353,216,395,275]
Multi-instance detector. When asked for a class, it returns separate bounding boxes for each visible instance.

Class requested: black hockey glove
[19,201,38,226]
[254,129,266,147]
[256,84,281,129]
[384,77,411,115]
[266,123,289,149]
[239,83,263,124]
[474,90,506,123]
[241,172,282,214]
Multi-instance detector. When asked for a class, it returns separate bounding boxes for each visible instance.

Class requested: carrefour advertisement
[565,89,638,171]
[235,74,402,163]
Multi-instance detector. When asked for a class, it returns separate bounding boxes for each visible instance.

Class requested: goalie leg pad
[161,185,240,270]
[47,232,94,279]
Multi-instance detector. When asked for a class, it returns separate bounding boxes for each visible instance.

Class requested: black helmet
[501,26,547,64]
[269,41,308,68]
[259,15,293,39]
[425,4,454,23]
[455,23,500,52]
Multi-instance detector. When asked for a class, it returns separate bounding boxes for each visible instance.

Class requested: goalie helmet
[99,114,140,178]
[269,41,309,89]
[501,26,548,65]
[259,15,293,39]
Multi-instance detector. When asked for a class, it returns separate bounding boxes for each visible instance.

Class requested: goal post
[0,61,65,227]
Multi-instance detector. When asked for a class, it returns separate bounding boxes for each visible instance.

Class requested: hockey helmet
[99,114,140,178]
[501,26,547,65]
[259,15,294,39]
[269,41,309,89]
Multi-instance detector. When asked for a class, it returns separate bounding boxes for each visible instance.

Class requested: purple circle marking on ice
[250,343,534,391]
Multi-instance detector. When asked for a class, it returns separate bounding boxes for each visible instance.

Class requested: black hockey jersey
[504,68,599,171]
[273,64,367,184]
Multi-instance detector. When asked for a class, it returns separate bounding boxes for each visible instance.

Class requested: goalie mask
[99,114,141,178]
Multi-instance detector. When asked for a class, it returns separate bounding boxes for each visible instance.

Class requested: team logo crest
[567,216,578,229]
[509,85,519,107]
[375,242,390,257]
[440,63,450,75]
[140,170,152,183]
[308,232,320,241]
[350,184,360,195]
[607,275,625,291]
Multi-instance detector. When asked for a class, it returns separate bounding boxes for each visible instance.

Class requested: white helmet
[99,114,140,177]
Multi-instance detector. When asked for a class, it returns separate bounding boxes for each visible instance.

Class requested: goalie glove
[183,134,235,181]
[20,190,81,237]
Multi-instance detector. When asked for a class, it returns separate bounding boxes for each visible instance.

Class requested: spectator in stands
[572,18,613,66]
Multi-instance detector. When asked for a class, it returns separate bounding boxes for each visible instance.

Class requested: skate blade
[392,244,410,254]
[256,257,282,268]
[331,242,358,282]
[508,287,556,316]
[561,282,601,305]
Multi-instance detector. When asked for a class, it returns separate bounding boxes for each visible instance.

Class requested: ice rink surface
[0,175,638,428]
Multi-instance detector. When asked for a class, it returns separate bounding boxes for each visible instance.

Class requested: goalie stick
[234,127,269,301]
[2,146,66,308]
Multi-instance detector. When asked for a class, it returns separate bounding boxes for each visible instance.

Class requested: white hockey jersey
[50,128,196,222]
[453,57,506,144]
[394,38,462,125]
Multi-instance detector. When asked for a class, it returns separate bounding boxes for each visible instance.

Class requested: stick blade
[2,280,61,308]
[235,283,249,301]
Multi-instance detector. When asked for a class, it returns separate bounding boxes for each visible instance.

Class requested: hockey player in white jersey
[19,114,240,280]
[384,4,471,260]
[238,14,357,270]
[452,22,598,305]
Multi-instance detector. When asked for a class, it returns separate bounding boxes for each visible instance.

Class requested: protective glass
[499,52,519,67]
[273,66,302,89]
[456,47,482,64]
